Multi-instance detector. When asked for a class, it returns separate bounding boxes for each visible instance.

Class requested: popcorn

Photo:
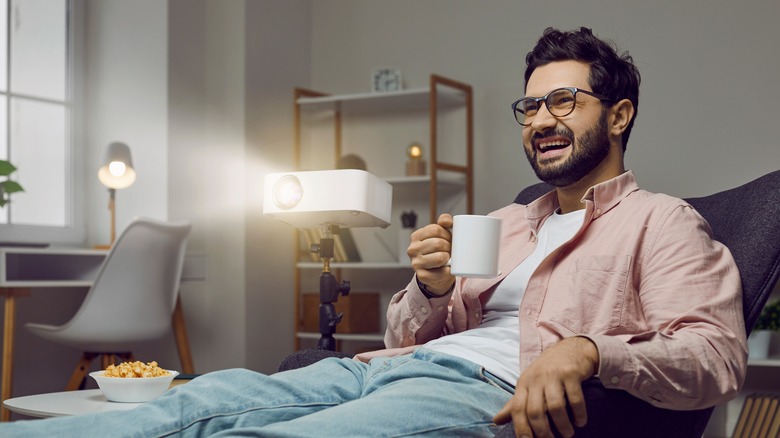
[104,361,171,378]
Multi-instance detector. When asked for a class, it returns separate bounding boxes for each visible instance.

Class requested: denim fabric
[1,349,513,438]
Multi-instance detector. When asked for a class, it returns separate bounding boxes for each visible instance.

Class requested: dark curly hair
[524,27,640,151]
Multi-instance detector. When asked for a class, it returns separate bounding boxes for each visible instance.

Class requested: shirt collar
[582,170,640,216]
[525,170,640,227]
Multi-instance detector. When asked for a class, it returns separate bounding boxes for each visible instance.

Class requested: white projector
[263,169,392,229]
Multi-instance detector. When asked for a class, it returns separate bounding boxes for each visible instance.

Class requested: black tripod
[310,225,350,351]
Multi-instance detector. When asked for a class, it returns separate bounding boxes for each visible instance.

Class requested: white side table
[3,389,142,418]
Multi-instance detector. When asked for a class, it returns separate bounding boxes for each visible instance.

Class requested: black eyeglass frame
[511,87,613,126]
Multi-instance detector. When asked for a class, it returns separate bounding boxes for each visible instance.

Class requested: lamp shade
[97,142,136,189]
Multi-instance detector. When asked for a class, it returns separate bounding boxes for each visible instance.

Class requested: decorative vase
[747,329,772,360]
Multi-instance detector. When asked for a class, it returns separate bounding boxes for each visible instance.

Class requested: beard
[524,110,611,187]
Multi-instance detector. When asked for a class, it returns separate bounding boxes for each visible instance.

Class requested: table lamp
[264,169,392,350]
[96,142,136,248]
[405,142,426,176]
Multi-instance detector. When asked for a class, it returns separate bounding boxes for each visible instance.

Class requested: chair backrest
[57,217,192,347]
[685,171,780,333]
[513,170,780,334]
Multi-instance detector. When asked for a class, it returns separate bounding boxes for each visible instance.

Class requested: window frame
[0,0,85,245]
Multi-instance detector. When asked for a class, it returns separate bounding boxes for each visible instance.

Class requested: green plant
[0,160,24,207]
[755,300,780,331]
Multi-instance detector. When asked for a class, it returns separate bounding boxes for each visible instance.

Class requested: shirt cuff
[581,333,636,388]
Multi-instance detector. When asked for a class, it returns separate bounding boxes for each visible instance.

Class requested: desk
[0,247,205,421]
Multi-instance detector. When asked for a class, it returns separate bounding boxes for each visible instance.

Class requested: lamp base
[405,160,426,176]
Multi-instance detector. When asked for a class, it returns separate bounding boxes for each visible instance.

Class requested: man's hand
[408,213,455,295]
[493,337,599,438]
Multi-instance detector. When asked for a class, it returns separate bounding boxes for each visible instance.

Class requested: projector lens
[273,175,303,210]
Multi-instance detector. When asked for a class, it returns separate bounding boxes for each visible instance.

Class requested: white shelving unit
[291,74,474,353]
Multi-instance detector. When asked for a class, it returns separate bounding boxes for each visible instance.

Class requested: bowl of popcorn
[90,361,179,403]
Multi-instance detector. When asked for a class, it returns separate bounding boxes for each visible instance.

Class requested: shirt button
[595,208,602,215]
[421,307,428,315]
[611,376,620,384]
[530,235,537,242]
[525,309,532,316]
[436,305,444,311]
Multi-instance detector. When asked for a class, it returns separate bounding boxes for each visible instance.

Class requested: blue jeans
[2,349,514,437]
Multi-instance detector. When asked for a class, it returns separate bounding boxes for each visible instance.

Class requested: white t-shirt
[424,209,585,384]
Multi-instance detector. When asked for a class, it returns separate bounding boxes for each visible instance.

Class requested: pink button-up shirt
[359,171,747,410]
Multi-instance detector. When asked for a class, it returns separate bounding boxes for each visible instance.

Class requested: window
[0,0,81,244]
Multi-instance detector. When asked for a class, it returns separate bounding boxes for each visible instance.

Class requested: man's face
[522,61,612,187]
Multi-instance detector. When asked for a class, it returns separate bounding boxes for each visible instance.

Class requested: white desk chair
[26,217,192,390]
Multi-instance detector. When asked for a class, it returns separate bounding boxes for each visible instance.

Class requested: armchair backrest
[685,171,780,333]
[513,170,780,335]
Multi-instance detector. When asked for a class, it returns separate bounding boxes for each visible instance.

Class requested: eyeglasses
[511,87,612,126]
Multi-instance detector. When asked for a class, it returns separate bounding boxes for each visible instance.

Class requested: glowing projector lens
[273,175,303,210]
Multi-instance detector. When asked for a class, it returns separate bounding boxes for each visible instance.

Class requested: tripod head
[310,224,350,350]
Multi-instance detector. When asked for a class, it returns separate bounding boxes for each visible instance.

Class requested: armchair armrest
[493,378,713,438]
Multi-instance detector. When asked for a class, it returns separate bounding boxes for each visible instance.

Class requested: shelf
[292,74,473,352]
[296,331,384,342]
[747,356,780,367]
[297,262,412,269]
[297,87,465,112]
[385,174,466,187]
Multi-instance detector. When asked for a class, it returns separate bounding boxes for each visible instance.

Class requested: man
[365,26,746,437]
[2,27,745,438]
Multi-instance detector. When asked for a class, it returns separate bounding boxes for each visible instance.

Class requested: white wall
[85,0,168,243]
[243,0,312,373]
[168,0,249,372]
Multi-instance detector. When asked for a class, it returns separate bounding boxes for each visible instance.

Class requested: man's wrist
[417,279,454,298]
[574,336,600,377]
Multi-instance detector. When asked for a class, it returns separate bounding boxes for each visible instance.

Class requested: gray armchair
[280,170,780,437]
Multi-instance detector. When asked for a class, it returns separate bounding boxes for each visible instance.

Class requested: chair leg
[172,295,195,374]
[101,352,133,369]
[116,352,133,363]
[67,352,134,391]
[67,352,98,391]
[101,354,113,370]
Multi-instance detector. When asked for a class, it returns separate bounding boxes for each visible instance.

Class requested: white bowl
[89,370,179,403]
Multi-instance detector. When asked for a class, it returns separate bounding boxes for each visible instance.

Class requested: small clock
[371,68,403,93]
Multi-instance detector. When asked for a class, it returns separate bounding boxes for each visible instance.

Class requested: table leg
[171,295,195,374]
[1,288,29,422]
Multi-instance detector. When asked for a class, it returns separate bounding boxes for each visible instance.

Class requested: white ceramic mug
[449,215,502,278]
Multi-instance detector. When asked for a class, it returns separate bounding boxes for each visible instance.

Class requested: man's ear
[609,99,634,137]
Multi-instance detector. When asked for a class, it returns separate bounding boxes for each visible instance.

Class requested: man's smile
[533,135,572,159]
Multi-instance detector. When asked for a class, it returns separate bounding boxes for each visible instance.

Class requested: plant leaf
[0,180,23,193]
[0,160,17,176]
